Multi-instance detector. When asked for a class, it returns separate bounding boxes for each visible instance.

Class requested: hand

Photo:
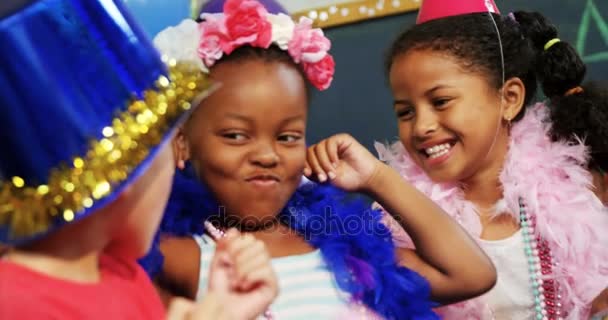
[591,288,608,319]
[207,229,278,320]
[166,295,232,320]
[304,133,382,192]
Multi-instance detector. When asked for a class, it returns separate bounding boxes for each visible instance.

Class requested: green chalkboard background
[307,0,608,152]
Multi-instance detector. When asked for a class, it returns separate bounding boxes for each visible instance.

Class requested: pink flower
[288,18,331,64]
[303,54,335,91]
[198,14,232,66]
[223,0,272,51]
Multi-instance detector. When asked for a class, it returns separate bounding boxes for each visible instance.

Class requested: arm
[591,288,608,319]
[157,236,202,305]
[305,133,496,305]
[369,163,495,304]
[364,163,496,303]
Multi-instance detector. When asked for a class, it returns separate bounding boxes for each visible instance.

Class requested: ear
[500,77,526,122]
[173,127,190,170]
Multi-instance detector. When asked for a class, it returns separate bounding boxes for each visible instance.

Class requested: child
[548,81,608,205]
[0,0,277,319]
[376,0,608,318]
[148,0,496,319]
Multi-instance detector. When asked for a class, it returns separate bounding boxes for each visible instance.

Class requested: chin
[423,166,465,183]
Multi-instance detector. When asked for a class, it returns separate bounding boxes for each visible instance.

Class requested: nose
[249,140,279,168]
[412,107,439,139]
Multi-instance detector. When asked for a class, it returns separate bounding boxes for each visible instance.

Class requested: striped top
[193,234,355,319]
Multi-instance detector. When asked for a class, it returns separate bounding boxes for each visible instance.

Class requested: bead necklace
[518,198,563,320]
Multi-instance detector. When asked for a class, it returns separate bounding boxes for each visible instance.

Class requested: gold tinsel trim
[0,61,212,242]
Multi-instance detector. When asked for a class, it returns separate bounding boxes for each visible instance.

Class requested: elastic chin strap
[481,11,507,165]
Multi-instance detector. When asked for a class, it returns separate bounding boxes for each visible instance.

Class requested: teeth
[429,149,449,159]
[425,143,451,158]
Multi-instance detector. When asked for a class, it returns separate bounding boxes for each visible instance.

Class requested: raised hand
[207,229,278,320]
[304,133,382,192]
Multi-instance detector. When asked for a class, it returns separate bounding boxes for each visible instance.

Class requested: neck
[462,170,503,210]
[461,137,509,214]
[4,213,111,283]
[251,224,314,258]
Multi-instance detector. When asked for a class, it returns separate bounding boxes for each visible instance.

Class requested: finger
[234,240,268,269]
[238,265,278,293]
[222,228,241,241]
[207,255,234,294]
[306,144,327,182]
[214,228,241,252]
[325,136,340,169]
[237,257,270,287]
[235,244,270,282]
[166,297,195,320]
[225,233,256,258]
[221,235,258,288]
[303,156,312,177]
[313,140,336,180]
[303,165,312,177]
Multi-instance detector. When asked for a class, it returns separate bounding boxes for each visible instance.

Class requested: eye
[432,98,451,108]
[222,132,248,141]
[278,133,302,143]
[396,107,415,121]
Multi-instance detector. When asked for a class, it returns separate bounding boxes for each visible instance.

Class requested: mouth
[245,174,281,187]
[417,140,457,165]
[422,142,454,158]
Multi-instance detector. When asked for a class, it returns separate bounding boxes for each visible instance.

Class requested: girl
[144,0,496,319]
[375,0,608,318]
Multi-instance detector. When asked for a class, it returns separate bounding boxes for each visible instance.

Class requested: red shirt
[0,254,165,319]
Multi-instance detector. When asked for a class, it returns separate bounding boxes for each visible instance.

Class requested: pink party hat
[417,0,500,24]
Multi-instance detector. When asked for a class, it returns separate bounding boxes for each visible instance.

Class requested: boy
[0,1,277,319]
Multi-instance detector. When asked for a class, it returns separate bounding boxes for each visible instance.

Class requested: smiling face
[179,57,308,222]
[389,49,517,184]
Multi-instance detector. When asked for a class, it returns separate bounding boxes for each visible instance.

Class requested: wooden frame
[191,0,421,28]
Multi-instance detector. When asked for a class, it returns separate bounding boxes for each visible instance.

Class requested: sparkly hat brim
[0,63,214,245]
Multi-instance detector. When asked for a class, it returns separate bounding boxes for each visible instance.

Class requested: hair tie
[564,86,584,96]
[507,12,518,24]
[544,38,561,51]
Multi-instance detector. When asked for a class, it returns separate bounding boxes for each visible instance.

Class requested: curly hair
[210,45,312,97]
[512,12,606,171]
[549,81,608,172]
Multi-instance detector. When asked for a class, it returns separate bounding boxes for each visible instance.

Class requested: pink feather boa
[374,103,608,319]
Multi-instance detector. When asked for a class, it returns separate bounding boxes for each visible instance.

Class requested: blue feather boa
[140,168,439,319]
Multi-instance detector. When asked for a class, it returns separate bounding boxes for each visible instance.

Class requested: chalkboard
[307,0,608,152]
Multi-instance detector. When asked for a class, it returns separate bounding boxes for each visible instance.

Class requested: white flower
[267,13,295,50]
[153,19,208,72]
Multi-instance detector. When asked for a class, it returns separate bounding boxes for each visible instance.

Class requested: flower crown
[154,0,335,90]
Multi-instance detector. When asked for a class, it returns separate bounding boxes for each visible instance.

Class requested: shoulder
[0,261,59,316]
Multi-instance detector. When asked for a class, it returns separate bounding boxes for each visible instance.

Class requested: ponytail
[514,11,608,171]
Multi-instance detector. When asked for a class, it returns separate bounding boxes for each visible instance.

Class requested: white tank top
[479,230,536,320]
